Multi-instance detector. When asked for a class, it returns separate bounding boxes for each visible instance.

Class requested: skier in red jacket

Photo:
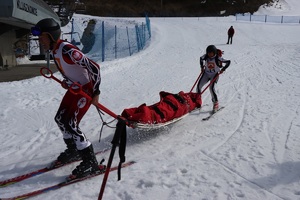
[31,18,101,179]
[227,26,235,44]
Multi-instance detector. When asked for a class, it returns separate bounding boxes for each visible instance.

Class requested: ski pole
[98,119,126,200]
[200,72,221,95]
[189,70,203,93]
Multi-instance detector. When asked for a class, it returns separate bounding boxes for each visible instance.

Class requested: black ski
[0,161,135,200]
[0,148,110,187]
[202,107,225,121]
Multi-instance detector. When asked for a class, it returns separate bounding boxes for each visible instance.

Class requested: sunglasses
[31,26,42,36]
[31,24,60,36]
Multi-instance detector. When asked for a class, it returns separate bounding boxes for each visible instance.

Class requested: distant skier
[197,45,231,112]
[31,18,102,179]
[227,26,235,44]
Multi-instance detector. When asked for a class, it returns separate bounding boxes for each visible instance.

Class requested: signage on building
[9,0,60,26]
[16,0,37,16]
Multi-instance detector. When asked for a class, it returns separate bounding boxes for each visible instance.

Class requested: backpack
[217,49,223,57]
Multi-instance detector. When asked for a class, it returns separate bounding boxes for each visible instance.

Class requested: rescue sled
[40,67,222,130]
[121,91,202,129]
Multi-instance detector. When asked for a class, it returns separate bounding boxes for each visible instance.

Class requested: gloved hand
[61,80,69,89]
[200,67,205,74]
[220,68,226,74]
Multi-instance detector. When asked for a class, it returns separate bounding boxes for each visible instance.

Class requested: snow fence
[68,16,151,63]
[236,14,300,24]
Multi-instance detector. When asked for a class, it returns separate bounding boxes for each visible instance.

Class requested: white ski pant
[196,72,219,103]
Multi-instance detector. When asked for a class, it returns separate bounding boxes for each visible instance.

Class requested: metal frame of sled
[132,105,202,129]
[133,113,189,129]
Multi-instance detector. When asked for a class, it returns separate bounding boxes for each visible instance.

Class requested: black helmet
[206,45,217,55]
[31,18,61,42]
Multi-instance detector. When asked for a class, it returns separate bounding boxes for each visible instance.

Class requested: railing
[236,14,300,24]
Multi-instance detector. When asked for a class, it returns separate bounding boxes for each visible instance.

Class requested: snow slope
[255,0,300,16]
[1,1,300,199]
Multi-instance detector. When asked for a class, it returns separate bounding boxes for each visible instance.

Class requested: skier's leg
[54,90,92,163]
[56,90,92,148]
[197,72,209,94]
[209,76,219,111]
[59,90,99,177]
[55,91,82,164]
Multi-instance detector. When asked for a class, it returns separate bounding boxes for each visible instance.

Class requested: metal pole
[46,50,50,69]
[71,19,74,42]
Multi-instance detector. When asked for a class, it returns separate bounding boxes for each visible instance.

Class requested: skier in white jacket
[197,45,231,112]
[31,18,102,179]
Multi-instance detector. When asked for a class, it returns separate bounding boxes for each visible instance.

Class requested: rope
[96,107,117,142]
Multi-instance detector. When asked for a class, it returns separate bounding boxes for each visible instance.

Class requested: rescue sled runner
[121,91,202,129]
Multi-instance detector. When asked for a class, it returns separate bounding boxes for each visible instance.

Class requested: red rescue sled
[121,91,202,129]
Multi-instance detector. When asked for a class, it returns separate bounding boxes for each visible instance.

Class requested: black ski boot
[70,144,103,179]
[56,139,81,165]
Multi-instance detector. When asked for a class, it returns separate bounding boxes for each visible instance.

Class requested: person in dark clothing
[227,26,235,44]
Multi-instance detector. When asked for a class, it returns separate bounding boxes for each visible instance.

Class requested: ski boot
[213,101,219,113]
[69,144,104,179]
[50,139,81,168]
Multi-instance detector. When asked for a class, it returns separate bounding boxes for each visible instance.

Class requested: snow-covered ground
[1,0,300,199]
[255,0,300,15]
